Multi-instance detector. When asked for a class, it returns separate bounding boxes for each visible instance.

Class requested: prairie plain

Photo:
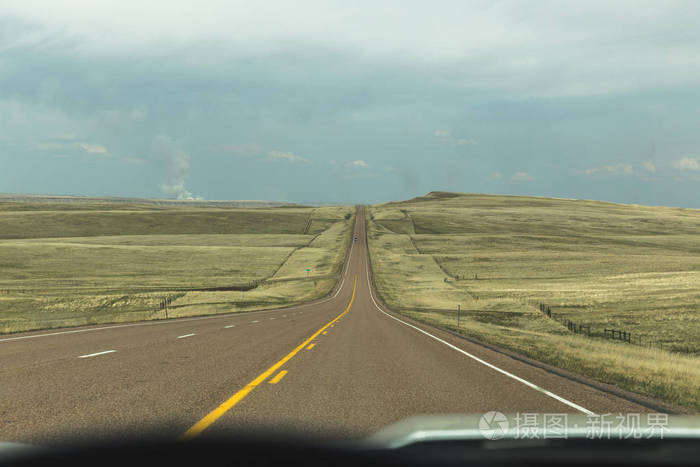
[367,192,700,410]
[0,202,353,333]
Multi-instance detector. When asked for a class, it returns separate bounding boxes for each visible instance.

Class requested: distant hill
[0,194,298,209]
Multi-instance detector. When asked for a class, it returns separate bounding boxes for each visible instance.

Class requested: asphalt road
[0,206,650,445]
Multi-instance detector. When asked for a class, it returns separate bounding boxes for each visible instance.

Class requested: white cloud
[219,143,264,157]
[218,145,308,164]
[434,129,476,147]
[584,164,634,176]
[5,1,700,97]
[488,172,503,180]
[160,181,201,200]
[348,159,368,168]
[128,107,146,121]
[123,157,146,165]
[78,143,110,156]
[511,171,533,181]
[672,157,700,171]
[641,160,656,174]
[268,150,309,164]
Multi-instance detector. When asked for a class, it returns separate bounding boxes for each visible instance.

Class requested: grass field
[367,192,700,410]
[0,202,354,333]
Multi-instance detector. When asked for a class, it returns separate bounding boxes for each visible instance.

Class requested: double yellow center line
[179,274,357,440]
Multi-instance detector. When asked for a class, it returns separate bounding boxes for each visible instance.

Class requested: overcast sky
[1,0,699,206]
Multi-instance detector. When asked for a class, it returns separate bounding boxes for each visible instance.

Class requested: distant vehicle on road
[354,235,358,242]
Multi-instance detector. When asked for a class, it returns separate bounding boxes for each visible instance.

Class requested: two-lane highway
[0,207,649,445]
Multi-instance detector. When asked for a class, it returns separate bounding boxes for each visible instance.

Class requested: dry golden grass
[0,203,354,333]
[367,192,700,410]
[401,309,700,410]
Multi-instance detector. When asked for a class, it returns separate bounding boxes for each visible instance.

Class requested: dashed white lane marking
[78,350,116,359]
[251,320,259,324]
[0,301,308,343]
[269,317,276,320]
[177,333,196,339]
[364,258,594,415]
[224,325,235,329]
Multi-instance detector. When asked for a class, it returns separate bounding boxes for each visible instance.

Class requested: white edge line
[177,333,195,339]
[364,260,594,415]
[298,223,354,305]
[343,231,355,276]
[78,350,116,359]
[331,276,346,299]
[0,218,359,344]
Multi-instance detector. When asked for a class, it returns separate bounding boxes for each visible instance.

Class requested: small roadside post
[306,268,311,279]
[457,304,461,327]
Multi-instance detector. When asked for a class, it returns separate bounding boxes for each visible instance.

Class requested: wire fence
[535,302,666,350]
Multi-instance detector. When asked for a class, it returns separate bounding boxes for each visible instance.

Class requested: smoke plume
[152,134,201,200]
